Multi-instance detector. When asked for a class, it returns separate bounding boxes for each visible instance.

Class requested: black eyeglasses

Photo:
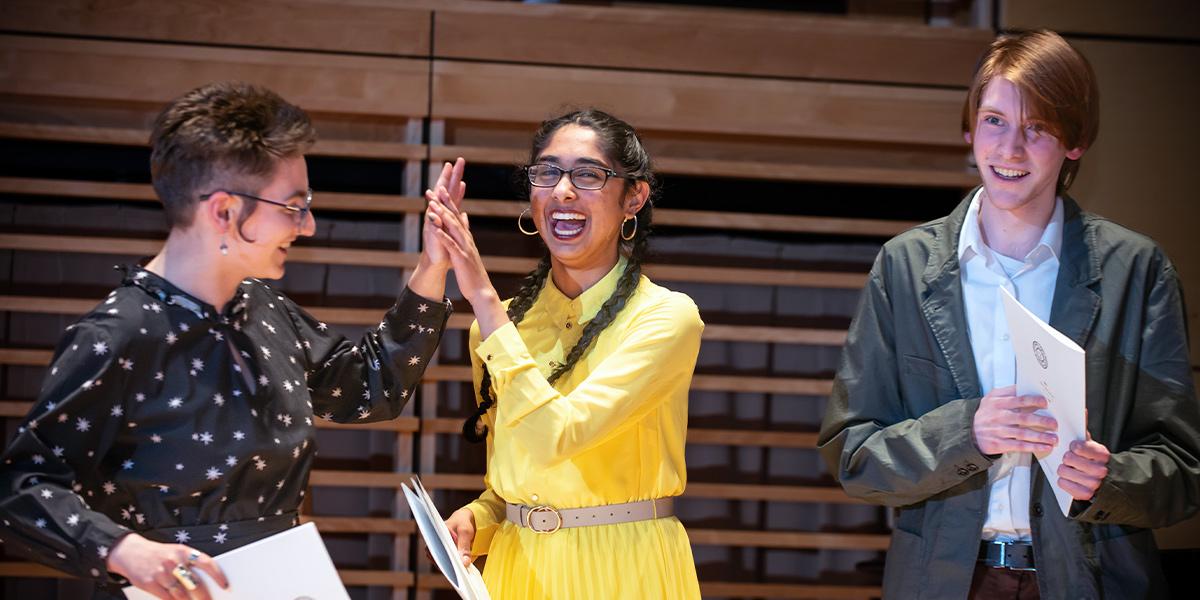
[200,189,313,224]
[525,164,631,191]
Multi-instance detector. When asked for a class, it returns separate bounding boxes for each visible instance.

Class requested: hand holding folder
[999,287,1088,516]
[402,476,491,600]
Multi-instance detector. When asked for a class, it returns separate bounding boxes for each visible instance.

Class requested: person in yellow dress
[425,109,704,599]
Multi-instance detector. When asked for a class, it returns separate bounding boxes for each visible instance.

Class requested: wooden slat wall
[0,2,992,598]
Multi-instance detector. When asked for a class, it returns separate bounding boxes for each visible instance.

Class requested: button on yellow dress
[465,258,704,599]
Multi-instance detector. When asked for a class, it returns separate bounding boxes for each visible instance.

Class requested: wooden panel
[338,570,414,588]
[688,529,889,550]
[429,194,918,238]
[435,1,990,87]
[432,60,968,146]
[0,176,418,214]
[699,581,882,599]
[0,233,414,269]
[0,177,918,237]
[1002,0,1200,42]
[0,123,426,160]
[416,575,882,598]
[0,348,53,366]
[0,35,429,118]
[687,428,819,448]
[0,562,418,588]
[0,233,866,289]
[421,364,833,396]
[0,297,848,348]
[432,142,977,188]
[0,399,417,432]
[423,418,818,448]
[0,0,433,56]
[311,470,859,504]
[301,515,416,535]
[3,403,819,450]
[685,482,856,503]
[0,349,834,396]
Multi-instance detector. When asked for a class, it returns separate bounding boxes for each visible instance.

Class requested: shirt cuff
[474,321,528,376]
[397,286,453,321]
[474,322,554,427]
[84,519,134,585]
[465,502,499,556]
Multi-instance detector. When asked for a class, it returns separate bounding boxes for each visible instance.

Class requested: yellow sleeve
[462,320,505,555]
[464,486,504,556]
[475,293,703,468]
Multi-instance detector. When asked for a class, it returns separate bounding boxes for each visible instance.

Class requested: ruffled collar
[117,264,251,324]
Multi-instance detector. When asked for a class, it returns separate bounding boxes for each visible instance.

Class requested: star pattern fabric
[0,265,450,591]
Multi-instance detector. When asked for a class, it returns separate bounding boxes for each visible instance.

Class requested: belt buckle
[526,505,562,534]
[992,540,1036,572]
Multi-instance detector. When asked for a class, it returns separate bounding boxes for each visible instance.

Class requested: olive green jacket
[818,191,1199,599]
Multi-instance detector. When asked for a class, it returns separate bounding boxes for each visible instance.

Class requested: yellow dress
[465,257,704,600]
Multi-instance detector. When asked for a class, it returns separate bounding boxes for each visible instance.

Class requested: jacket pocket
[900,354,958,409]
[901,354,953,385]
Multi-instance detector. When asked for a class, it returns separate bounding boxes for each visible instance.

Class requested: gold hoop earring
[518,207,539,236]
[620,215,637,241]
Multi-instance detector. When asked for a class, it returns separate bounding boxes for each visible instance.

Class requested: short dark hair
[149,82,316,229]
[962,30,1099,193]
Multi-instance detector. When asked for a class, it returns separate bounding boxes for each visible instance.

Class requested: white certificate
[123,522,349,599]
[1000,286,1087,517]
[402,476,491,600]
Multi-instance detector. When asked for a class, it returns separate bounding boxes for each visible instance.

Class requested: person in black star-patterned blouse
[0,82,469,599]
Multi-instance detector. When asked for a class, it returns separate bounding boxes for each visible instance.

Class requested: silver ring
[187,550,201,564]
[172,563,198,591]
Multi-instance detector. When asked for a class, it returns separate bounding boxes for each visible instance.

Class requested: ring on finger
[172,563,199,591]
[187,550,201,564]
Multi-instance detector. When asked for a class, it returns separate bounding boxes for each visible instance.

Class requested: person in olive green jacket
[818,30,1199,600]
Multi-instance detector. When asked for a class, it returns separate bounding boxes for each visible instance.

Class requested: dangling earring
[517,207,539,236]
[620,215,637,241]
[219,236,229,256]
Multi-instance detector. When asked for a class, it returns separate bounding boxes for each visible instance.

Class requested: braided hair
[462,109,657,442]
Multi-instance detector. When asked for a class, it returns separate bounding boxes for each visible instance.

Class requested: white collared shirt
[958,188,1063,542]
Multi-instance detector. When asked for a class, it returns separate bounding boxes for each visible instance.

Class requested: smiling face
[968,77,1084,216]
[530,124,644,278]
[228,155,315,280]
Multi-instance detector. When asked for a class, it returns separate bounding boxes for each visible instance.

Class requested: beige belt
[506,498,675,534]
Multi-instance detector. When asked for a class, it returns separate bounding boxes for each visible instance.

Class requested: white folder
[1000,286,1088,516]
[123,522,348,599]
[402,476,491,600]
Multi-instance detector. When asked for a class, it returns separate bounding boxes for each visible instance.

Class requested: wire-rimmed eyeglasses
[524,164,632,191]
[199,188,313,224]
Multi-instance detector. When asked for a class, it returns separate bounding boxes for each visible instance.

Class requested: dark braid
[463,109,657,443]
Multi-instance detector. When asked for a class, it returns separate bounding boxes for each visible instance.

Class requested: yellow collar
[538,256,630,325]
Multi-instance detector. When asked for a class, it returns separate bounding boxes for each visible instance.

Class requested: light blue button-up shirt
[958,188,1063,542]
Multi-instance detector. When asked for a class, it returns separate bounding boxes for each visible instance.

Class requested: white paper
[402,476,490,600]
[999,286,1087,517]
[123,522,349,599]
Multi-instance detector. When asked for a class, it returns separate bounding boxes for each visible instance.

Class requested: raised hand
[972,385,1058,456]
[422,158,467,269]
[107,533,228,599]
[425,195,509,339]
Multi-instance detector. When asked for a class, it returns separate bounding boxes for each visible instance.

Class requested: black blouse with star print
[0,265,450,589]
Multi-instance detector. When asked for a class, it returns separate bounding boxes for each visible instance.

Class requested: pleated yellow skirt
[481,515,701,599]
